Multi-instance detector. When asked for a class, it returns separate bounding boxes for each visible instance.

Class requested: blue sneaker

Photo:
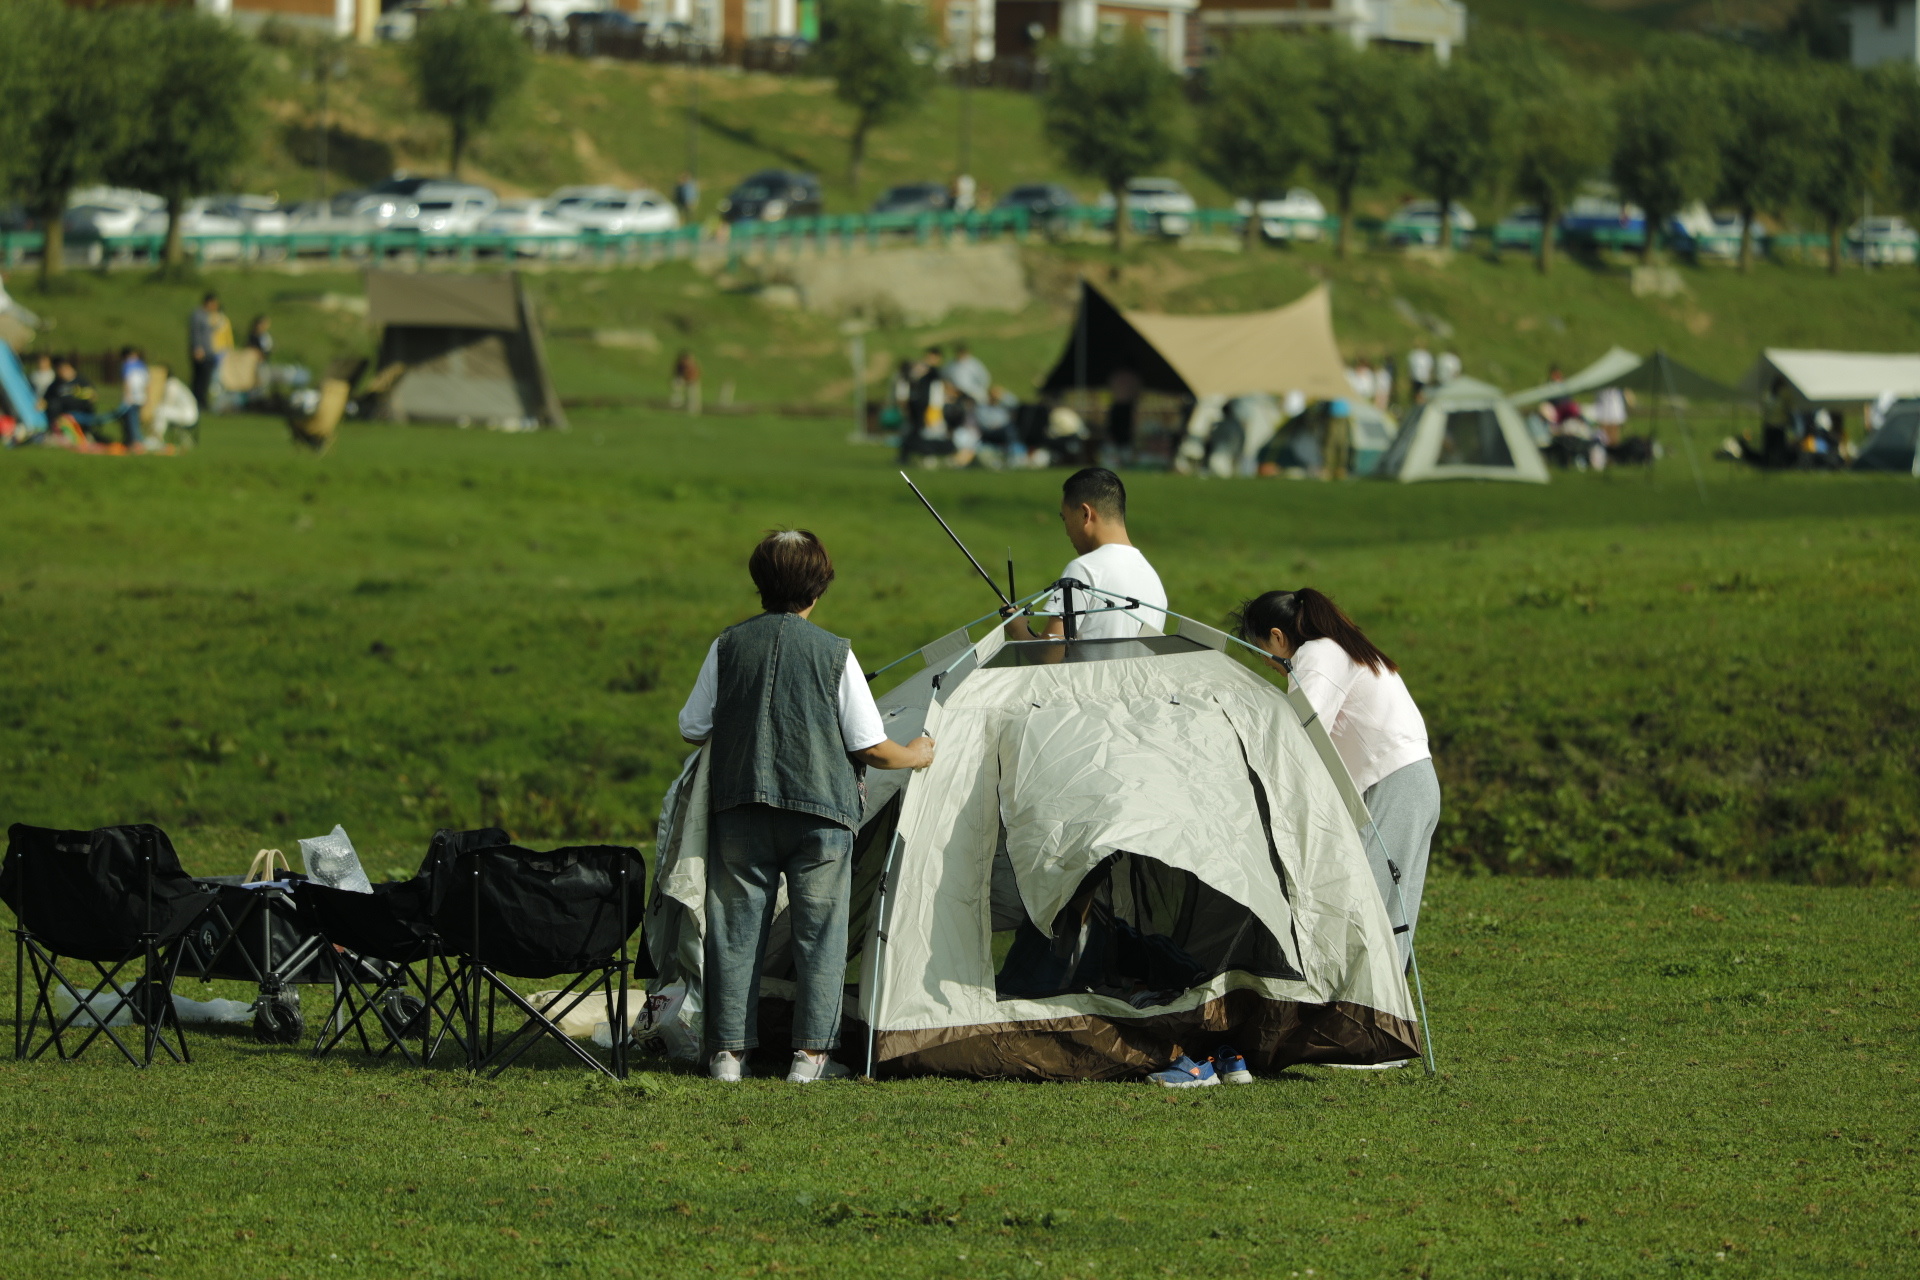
[1215,1045,1253,1085]
[1149,1055,1218,1088]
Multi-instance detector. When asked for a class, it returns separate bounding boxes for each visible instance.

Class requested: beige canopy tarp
[1042,282,1352,402]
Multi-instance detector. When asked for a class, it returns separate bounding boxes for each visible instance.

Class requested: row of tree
[0,0,531,285]
[1040,29,1920,274]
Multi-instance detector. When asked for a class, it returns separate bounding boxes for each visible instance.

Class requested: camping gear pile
[648,589,1427,1081]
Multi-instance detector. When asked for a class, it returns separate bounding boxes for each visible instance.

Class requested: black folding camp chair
[293,827,510,1067]
[431,841,644,1080]
[1,823,216,1067]
[178,878,336,1043]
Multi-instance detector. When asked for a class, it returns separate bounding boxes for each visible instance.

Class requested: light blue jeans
[704,803,852,1055]
[1363,757,1442,964]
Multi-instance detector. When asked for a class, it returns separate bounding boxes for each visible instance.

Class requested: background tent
[1854,399,1920,474]
[1737,349,1920,407]
[1374,377,1549,484]
[365,272,566,429]
[1041,282,1352,402]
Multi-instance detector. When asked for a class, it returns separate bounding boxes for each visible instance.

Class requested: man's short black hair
[1062,467,1126,522]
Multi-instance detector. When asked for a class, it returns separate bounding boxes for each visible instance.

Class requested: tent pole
[1409,942,1437,1077]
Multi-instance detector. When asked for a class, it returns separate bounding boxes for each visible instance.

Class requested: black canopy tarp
[1040,281,1190,397]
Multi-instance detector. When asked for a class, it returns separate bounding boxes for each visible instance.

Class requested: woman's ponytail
[1231,587,1396,674]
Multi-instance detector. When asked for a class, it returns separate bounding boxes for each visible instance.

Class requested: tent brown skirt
[755,990,1420,1081]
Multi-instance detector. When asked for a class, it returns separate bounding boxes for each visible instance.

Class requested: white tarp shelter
[646,623,1421,1080]
[1510,347,1642,407]
[1374,377,1550,484]
[1737,349,1920,407]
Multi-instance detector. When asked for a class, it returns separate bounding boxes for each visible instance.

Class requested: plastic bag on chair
[298,825,373,894]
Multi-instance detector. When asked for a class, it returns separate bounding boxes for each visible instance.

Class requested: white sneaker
[787,1052,853,1083]
[709,1050,746,1082]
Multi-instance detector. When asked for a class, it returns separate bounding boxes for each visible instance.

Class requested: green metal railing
[0,211,1903,271]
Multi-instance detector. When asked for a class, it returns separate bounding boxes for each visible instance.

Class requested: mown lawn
[0,876,1913,1277]
[1,413,1916,1276]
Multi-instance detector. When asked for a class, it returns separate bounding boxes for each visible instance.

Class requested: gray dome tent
[1374,377,1549,484]
[1854,399,1920,474]
[646,608,1423,1081]
[365,271,566,430]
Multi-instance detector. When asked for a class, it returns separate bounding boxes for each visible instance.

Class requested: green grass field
[2,413,1918,1275]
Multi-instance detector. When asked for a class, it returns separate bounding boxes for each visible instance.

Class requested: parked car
[1493,205,1545,250]
[130,201,250,260]
[718,170,823,223]
[1559,195,1644,248]
[286,191,421,250]
[1385,200,1476,247]
[995,182,1078,226]
[870,182,953,217]
[552,188,678,235]
[1233,187,1326,242]
[478,199,581,257]
[1098,177,1195,237]
[403,184,498,239]
[1847,216,1919,265]
[1667,204,1754,261]
[205,194,291,237]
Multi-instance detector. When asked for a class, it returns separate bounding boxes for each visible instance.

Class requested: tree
[105,9,261,273]
[1611,63,1726,265]
[1886,68,1920,229]
[0,1,139,285]
[1407,58,1511,255]
[1042,30,1184,251]
[1803,67,1891,274]
[1512,76,1612,274]
[818,0,933,189]
[1714,59,1821,272]
[1198,34,1326,249]
[409,1,531,178]
[1307,40,1410,260]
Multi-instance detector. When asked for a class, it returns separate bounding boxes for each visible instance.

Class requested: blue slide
[0,343,46,433]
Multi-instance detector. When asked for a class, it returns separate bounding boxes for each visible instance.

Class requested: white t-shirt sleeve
[1287,642,1350,731]
[676,640,721,741]
[839,652,888,753]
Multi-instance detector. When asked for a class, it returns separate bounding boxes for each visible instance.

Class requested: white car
[1388,200,1477,247]
[130,201,249,260]
[405,185,498,239]
[1098,177,1196,237]
[286,192,421,252]
[1848,216,1919,265]
[478,199,581,257]
[1233,187,1327,242]
[206,195,291,237]
[553,188,680,235]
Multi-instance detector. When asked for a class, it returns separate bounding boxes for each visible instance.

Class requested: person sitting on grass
[677,530,935,1084]
[45,356,106,442]
[1233,588,1439,985]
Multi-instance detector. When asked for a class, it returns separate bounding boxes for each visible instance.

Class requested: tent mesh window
[994,850,1302,1007]
[1439,409,1514,467]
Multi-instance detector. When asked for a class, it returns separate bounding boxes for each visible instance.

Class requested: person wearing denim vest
[678,531,934,1083]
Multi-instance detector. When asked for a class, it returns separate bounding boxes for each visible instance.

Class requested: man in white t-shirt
[1005,467,1166,641]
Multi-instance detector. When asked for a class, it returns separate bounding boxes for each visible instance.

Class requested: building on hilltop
[1849,0,1920,65]
[993,0,1197,69]
[1192,0,1466,63]
[64,0,379,40]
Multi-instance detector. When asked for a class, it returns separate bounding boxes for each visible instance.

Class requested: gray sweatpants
[1363,757,1442,965]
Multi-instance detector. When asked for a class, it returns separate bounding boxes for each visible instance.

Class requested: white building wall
[1850,0,1920,66]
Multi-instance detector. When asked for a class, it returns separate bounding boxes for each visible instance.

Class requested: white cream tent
[646,621,1422,1080]
[1374,377,1550,484]
[1737,349,1920,407]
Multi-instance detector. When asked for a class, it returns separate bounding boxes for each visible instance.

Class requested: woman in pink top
[1234,588,1440,960]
